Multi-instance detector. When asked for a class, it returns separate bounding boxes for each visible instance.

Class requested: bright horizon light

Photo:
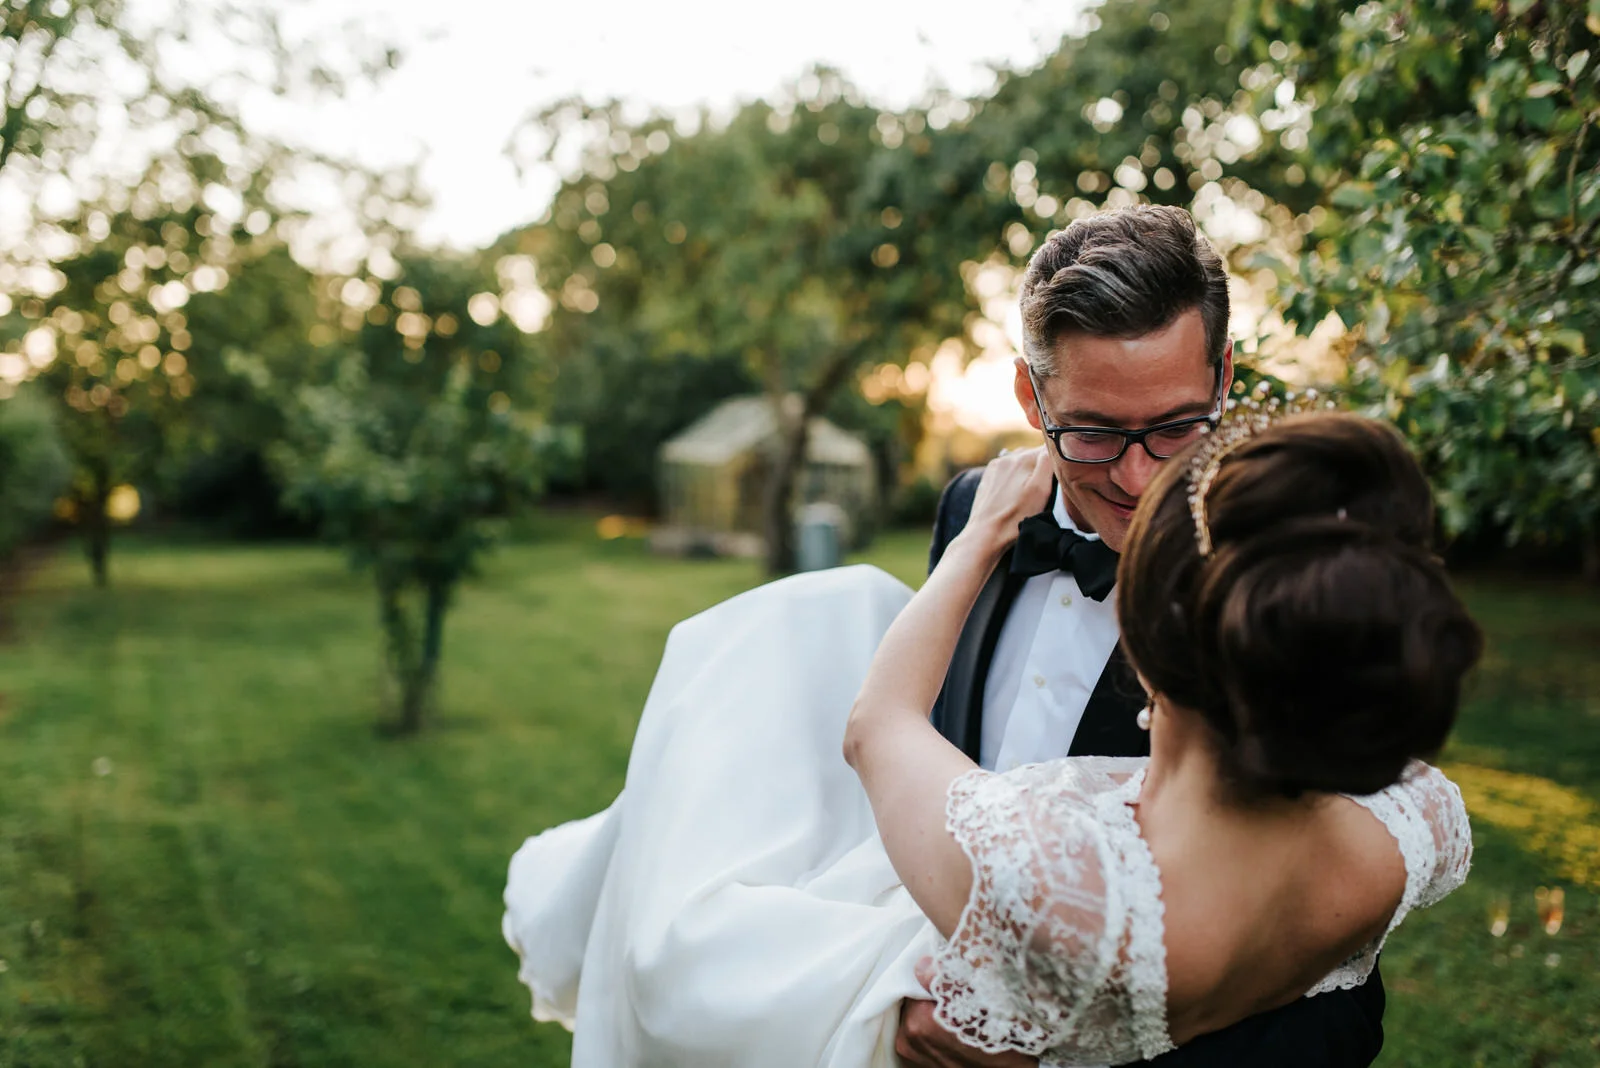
[0,0,1099,427]
[279,0,1094,431]
[262,0,1093,250]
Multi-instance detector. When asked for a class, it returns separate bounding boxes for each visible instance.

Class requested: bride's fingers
[1022,446,1054,510]
[1027,445,1052,481]
[1005,445,1052,496]
[970,445,1052,534]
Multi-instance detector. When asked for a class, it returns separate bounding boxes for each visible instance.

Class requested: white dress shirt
[978,489,1122,772]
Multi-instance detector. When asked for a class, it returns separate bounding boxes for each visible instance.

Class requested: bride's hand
[958,446,1054,557]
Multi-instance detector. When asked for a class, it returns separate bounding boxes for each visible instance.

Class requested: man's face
[1012,308,1231,553]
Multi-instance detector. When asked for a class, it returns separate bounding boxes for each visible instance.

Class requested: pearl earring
[1136,704,1152,731]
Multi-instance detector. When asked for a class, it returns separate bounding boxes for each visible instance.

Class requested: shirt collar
[1051,485,1102,542]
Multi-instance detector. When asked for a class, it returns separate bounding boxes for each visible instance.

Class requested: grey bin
[796,502,848,572]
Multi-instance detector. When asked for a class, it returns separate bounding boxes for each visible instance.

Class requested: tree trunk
[760,348,864,577]
[83,463,112,590]
[762,412,810,576]
[397,669,430,736]
[377,576,452,735]
[408,579,451,732]
[377,577,420,735]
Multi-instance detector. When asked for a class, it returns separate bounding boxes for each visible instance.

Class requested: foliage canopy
[1239,0,1600,571]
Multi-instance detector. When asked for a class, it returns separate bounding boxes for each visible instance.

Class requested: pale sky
[4,0,1301,428]
[268,0,1094,430]
[269,0,1091,250]
[4,0,1096,425]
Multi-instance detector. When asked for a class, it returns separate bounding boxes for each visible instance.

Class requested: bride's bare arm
[843,448,1054,937]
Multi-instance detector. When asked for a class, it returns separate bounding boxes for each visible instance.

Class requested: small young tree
[2,0,408,585]
[272,256,554,734]
[25,207,247,585]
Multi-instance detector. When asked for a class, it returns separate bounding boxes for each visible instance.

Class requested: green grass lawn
[0,522,1596,1067]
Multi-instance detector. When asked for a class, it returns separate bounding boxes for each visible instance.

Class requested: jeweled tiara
[1186,384,1338,557]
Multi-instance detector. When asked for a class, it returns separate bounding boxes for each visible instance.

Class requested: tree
[1,0,410,584]
[0,380,69,559]
[1236,0,1600,575]
[1,0,398,208]
[158,242,328,537]
[944,0,1300,242]
[15,205,333,583]
[518,74,983,573]
[512,1,1275,572]
[271,254,556,734]
[21,207,203,584]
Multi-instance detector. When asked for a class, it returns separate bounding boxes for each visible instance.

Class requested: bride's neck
[1138,699,1312,823]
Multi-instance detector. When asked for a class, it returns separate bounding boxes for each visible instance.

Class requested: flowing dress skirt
[503,565,943,1066]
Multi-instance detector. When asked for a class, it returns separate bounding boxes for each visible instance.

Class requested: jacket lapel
[933,551,1025,761]
[930,468,1144,762]
[1067,643,1150,758]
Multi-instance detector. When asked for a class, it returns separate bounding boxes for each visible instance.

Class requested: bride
[503,410,1482,1066]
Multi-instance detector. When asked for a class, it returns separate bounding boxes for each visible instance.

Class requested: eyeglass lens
[1057,420,1210,462]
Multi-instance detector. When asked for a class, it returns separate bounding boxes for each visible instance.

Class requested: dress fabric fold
[503,566,936,1067]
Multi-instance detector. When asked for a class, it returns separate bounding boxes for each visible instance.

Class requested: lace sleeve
[928,763,1136,1059]
[1307,761,1473,996]
[1397,762,1473,908]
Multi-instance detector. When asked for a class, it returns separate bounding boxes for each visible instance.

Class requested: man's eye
[1151,423,1207,445]
[1061,431,1124,459]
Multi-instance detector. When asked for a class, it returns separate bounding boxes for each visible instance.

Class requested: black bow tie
[1008,511,1119,601]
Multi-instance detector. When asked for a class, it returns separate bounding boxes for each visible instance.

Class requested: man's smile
[1097,491,1138,521]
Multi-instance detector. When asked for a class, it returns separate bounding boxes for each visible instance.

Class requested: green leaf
[1463,227,1498,257]
[1331,181,1376,209]
[1442,192,1465,225]
[1570,50,1591,82]
[1522,97,1557,130]
[1526,81,1564,99]
[1526,142,1559,188]
[1548,329,1588,357]
[1242,249,1294,280]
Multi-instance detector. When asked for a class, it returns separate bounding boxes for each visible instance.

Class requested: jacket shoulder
[928,467,987,574]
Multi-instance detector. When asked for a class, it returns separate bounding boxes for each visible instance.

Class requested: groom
[897,206,1387,1067]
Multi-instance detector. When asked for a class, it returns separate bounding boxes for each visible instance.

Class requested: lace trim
[1414,772,1473,910]
[1094,768,1176,1060]
[1305,763,1473,995]
[931,762,1176,1062]
[930,768,1054,1055]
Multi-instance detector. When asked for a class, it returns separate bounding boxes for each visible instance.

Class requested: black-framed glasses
[1027,367,1225,465]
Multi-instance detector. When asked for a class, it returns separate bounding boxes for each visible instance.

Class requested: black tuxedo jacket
[928,468,1385,1068]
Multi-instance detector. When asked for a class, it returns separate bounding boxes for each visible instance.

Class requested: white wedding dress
[503,565,1471,1067]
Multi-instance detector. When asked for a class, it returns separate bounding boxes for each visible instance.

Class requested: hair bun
[1201,520,1481,798]
[1117,412,1484,801]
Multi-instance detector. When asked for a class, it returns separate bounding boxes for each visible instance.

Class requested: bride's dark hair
[1117,411,1482,799]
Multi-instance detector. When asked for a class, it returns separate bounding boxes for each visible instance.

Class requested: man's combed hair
[1019,205,1230,377]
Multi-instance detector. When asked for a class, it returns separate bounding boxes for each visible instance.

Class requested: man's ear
[1218,340,1235,400]
[1013,357,1043,431]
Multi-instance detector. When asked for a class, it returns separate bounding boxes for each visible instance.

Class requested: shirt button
[1033,674,1047,688]
[1060,594,1074,607]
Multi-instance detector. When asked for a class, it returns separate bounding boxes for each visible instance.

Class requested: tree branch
[1566,108,1593,229]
